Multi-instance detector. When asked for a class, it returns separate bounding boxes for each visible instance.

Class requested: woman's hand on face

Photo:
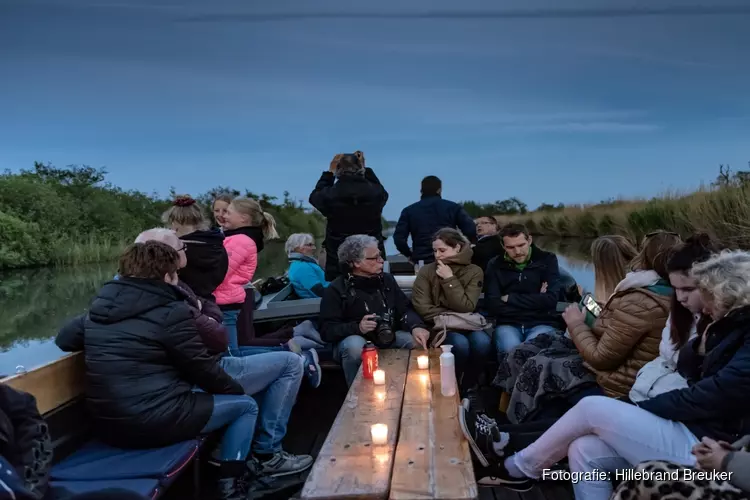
[436,261,453,279]
[693,437,731,471]
[562,303,586,329]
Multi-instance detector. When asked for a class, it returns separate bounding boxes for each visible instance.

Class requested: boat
[1,255,580,499]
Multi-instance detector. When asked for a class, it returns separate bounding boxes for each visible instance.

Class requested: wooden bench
[300,348,477,500]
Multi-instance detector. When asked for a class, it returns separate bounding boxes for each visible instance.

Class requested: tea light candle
[371,423,388,445]
[373,369,385,385]
[417,355,429,369]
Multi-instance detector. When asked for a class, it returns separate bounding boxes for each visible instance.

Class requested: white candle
[371,423,388,445]
[417,355,429,369]
[373,369,385,385]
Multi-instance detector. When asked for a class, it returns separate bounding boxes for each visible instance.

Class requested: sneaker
[302,349,322,389]
[458,398,508,467]
[474,462,534,492]
[256,451,314,478]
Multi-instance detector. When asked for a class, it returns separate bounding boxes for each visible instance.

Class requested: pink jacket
[214,234,257,306]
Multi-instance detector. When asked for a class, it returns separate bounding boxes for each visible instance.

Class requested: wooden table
[300,348,477,500]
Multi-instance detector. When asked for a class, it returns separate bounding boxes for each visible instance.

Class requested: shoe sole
[307,349,322,389]
[263,459,314,478]
[477,477,534,492]
[458,398,490,468]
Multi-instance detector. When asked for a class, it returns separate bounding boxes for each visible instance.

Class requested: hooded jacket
[411,245,483,322]
[179,229,228,301]
[54,278,243,448]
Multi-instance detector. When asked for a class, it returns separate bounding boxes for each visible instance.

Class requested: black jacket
[472,235,504,274]
[179,229,229,301]
[309,169,388,280]
[638,305,750,443]
[319,273,426,345]
[484,245,563,328]
[55,278,243,449]
[0,385,53,500]
[393,195,476,263]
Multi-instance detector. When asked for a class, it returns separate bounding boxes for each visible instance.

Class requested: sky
[1,0,749,219]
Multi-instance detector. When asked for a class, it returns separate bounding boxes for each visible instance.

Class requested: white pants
[511,396,699,500]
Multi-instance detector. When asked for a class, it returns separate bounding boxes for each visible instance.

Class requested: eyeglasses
[363,255,384,262]
[178,244,187,252]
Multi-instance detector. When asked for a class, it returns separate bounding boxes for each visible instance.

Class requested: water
[0,237,593,376]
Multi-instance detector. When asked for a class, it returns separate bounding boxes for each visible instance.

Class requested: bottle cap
[440,344,453,353]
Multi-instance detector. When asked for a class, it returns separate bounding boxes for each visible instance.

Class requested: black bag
[258,276,290,296]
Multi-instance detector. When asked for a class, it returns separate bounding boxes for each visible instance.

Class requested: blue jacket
[638,304,750,443]
[288,253,329,298]
[393,195,477,263]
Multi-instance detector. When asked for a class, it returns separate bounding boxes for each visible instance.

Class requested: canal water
[0,236,593,376]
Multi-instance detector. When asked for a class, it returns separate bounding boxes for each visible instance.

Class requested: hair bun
[173,195,196,207]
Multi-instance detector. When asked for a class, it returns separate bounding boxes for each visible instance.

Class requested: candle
[371,423,388,445]
[417,355,429,369]
[373,369,385,385]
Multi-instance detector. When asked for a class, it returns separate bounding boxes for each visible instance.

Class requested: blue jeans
[222,309,240,356]
[333,331,416,387]
[494,324,558,356]
[444,330,493,390]
[219,352,303,454]
[201,395,258,461]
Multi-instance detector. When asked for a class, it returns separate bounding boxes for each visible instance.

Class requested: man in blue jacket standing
[393,176,476,265]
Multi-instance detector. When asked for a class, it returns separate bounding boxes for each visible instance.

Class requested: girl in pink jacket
[214,197,279,353]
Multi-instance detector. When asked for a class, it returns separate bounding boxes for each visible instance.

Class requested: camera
[371,312,394,346]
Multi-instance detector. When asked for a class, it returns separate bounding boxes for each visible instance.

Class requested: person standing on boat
[285,233,329,298]
[319,234,430,386]
[309,151,389,281]
[472,216,503,274]
[393,175,477,268]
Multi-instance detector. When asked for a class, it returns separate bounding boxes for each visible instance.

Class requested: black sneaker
[459,398,508,467]
[474,462,534,492]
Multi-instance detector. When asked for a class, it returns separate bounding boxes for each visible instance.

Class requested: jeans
[494,324,558,355]
[509,396,699,500]
[201,395,258,461]
[219,352,304,454]
[334,331,416,387]
[222,309,241,356]
[444,330,493,390]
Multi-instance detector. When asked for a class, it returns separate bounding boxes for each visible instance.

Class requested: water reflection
[0,239,593,376]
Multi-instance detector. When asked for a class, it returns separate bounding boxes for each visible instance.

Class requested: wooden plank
[301,349,410,500]
[389,349,478,499]
[1,352,85,414]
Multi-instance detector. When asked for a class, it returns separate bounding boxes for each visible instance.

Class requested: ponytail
[262,211,279,240]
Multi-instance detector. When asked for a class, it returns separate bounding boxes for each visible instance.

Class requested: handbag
[431,312,488,347]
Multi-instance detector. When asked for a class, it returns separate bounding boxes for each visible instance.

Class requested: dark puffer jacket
[319,273,426,345]
[309,169,389,281]
[179,229,229,301]
[638,305,750,443]
[393,195,477,264]
[55,278,243,449]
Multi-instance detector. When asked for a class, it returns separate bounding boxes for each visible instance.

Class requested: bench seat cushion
[51,439,201,485]
[51,478,160,498]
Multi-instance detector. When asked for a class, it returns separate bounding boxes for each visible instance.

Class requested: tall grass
[501,184,750,246]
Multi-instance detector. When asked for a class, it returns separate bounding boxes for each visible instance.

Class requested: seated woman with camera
[411,228,486,396]
[318,234,430,386]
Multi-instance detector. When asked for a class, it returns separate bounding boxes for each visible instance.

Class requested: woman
[162,195,228,301]
[412,228,486,393]
[463,249,750,500]
[286,233,329,298]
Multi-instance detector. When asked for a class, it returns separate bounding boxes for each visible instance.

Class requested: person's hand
[562,303,586,329]
[359,314,377,334]
[540,282,548,293]
[693,437,731,471]
[329,154,343,173]
[436,261,453,279]
[412,327,429,349]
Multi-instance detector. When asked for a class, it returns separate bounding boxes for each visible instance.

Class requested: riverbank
[0,163,324,270]
[501,182,750,246]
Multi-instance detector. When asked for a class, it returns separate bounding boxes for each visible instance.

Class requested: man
[318,234,430,386]
[131,228,314,479]
[485,223,562,355]
[471,216,503,273]
[393,175,476,266]
[309,151,389,281]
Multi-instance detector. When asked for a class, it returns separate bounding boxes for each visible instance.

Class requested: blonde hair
[591,235,638,301]
[213,193,233,208]
[691,250,750,317]
[230,197,279,240]
[161,195,209,231]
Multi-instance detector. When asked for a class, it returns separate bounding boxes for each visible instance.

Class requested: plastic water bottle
[439,345,457,397]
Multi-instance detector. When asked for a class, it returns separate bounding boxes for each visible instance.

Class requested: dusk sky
[1,0,748,219]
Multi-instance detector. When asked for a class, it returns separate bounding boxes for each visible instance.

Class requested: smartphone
[582,294,602,317]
